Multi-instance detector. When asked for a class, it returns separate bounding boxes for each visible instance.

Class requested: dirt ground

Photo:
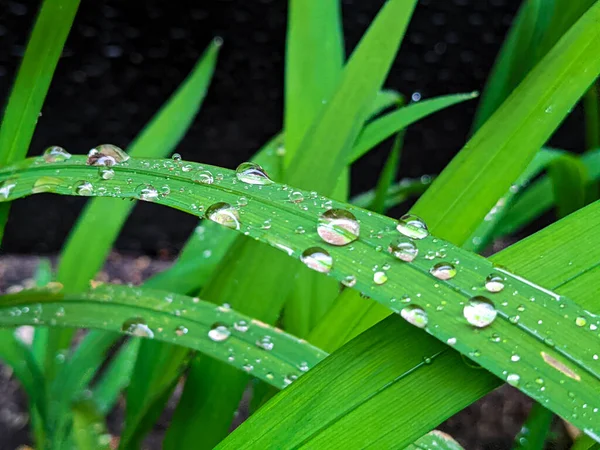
[0,254,574,450]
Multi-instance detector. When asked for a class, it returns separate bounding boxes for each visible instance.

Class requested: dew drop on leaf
[172,153,182,161]
[463,296,497,328]
[206,202,241,230]
[396,214,429,239]
[74,180,94,196]
[430,262,457,280]
[400,304,428,328]
[506,373,520,386]
[288,191,304,203]
[283,374,298,387]
[121,317,154,338]
[208,323,231,342]
[42,146,71,163]
[388,238,418,262]
[256,336,274,351]
[373,271,388,285]
[234,320,249,332]
[485,273,505,293]
[342,275,357,287]
[317,209,360,246]
[87,144,129,166]
[575,316,587,327]
[192,169,214,184]
[99,168,115,180]
[0,181,16,200]
[175,325,188,336]
[235,162,274,185]
[136,184,159,202]
[300,247,333,273]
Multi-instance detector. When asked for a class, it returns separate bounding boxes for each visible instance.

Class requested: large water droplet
[208,323,231,342]
[136,184,159,202]
[121,317,154,338]
[87,144,128,166]
[74,181,94,196]
[575,316,587,327]
[463,296,497,328]
[400,304,428,328]
[43,146,71,163]
[317,209,360,246]
[235,162,274,185]
[192,169,214,184]
[430,262,457,280]
[485,273,505,293]
[388,238,418,262]
[301,247,333,273]
[396,214,429,239]
[206,202,240,230]
[373,271,388,285]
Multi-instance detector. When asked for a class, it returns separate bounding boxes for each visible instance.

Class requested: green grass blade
[407,431,464,450]
[284,0,344,165]
[548,154,589,218]
[218,199,600,449]
[350,93,478,163]
[473,0,595,129]
[572,435,600,450]
[584,81,600,151]
[370,133,403,213]
[350,177,433,210]
[412,0,600,245]
[71,400,111,450]
[2,156,600,437]
[513,402,553,450]
[92,338,141,415]
[370,89,403,115]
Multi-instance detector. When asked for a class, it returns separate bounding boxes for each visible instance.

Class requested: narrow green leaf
[412,1,600,245]
[407,431,464,450]
[548,154,589,218]
[71,400,111,450]
[513,402,553,450]
[584,81,600,151]
[370,133,403,213]
[350,176,433,210]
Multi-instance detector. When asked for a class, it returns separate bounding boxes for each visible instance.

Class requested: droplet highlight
[317,209,360,246]
[301,247,333,273]
[430,262,457,280]
[388,238,418,262]
[235,162,274,185]
[396,214,429,240]
[206,202,241,230]
[463,296,497,328]
[400,304,428,329]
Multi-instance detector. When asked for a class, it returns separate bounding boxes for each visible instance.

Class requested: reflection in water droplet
[317,209,360,246]
[43,146,71,163]
[99,168,115,180]
[388,238,418,262]
[74,181,94,196]
[121,317,154,338]
[485,273,505,293]
[430,262,457,280]
[400,304,428,328]
[208,323,231,342]
[87,144,128,166]
[136,184,159,202]
[396,214,429,239]
[301,247,333,273]
[192,170,214,184]
[463,296,497,328]
[235,162,274,185]
[206,202,240,230]
[373,271,388,285]
[172,153,182,161]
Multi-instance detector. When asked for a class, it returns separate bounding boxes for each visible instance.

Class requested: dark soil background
[0,0,586,255]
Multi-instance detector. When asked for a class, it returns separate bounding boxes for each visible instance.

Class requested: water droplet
[400,304,428,329]
[288,191,304,203]
[463,296,497,328]
[192,169,214,184]
[172,153,182,161]
[284,374,298,386]
[42,146,71,163]
[234,320,249,332]
[575,316,587,327]
[256,336,274,351]
[396,214,429,239]
[121,317,154,338]
[317,209,360,246]
[175,325,188,336]
[485,273,505,293]
[74,181,94,196]
[507,373,520,386]
[373,271,387,285]
[447,337,457,345]
[342,275,356,287]
[301,247,333,273]
[208,323,231,342]
[0,180,16,200]
[87,144,128,166]
[99,168,115,180]
[235,162,274,185]
[388,238,418,262]
[511,354,521,362]
[136,184,159,202]
[206,202,240,230]
[430,262,457,280]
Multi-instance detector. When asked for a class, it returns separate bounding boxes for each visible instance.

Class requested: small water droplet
[99,168,115,180]
[396,214,429,239]
[175,325,188,336]
[192,169,214,184]
[0,181,16,200]
[400,304,428,329]
[87,144,128,166]
[463,296,497,328]
[342,275,356,287]
[256,336,274,351]
[121,317,154,338]
[301,247,333,273]
[284,374,298,386]
[74,180,94,196]
[447,337,457,345]
[136,184,159,202]
[511,354,521,362]
[575,316,587,327]
[208,323,231,342]
[234,320,249,332]
[373,271,387,285]
[317,209,360,246]
[235,162,274,185]
[388,238,418,262]
[42,146,71,163]
[172,153,182,161]
[430,262,457,280]
[485,273,505,293]
[206,202,240,230]
[288,191,304,203]
[507,373,520,386]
